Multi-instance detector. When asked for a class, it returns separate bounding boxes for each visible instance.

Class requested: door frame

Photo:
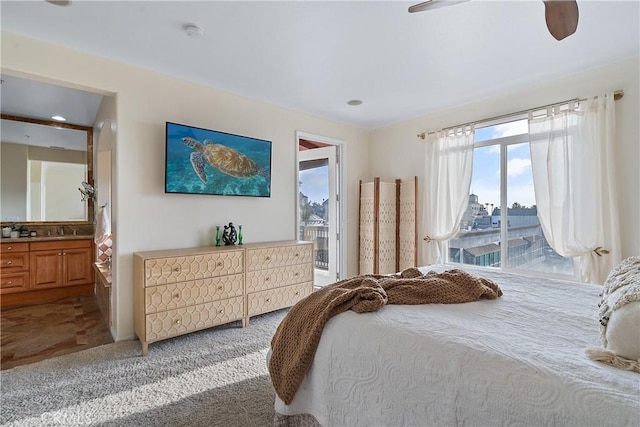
[295,131,345,282]
[298,145,337,284]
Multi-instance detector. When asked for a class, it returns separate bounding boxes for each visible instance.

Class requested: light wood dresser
[134,240,313,355]
[244,241,314,324]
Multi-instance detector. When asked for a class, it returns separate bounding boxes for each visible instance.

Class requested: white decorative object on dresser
[244,240,313,325]
[134,240,313,355]
[134,245,245,356]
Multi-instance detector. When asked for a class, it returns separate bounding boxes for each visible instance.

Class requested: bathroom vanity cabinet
[30,240,93,289]
[0,238,94,306]
[0,242,30,293]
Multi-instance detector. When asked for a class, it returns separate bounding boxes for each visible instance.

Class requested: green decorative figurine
[215,225,221,246]
[238,225,243,245]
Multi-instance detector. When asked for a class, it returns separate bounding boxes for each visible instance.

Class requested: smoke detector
[184,24,204,38]
[45,1,72,6]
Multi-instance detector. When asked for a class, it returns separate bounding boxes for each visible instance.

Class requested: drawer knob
[216,262,223,267]
[173,267,180,272]
[7,261,12,265]
[266,298,271,303]
[7,281,12,285]
[175,319,181,325]
[295,253,299,257]
[6,246,12,251]
[217,285,223,291]
[219,309,224,314]
[173,293,180,299]
[58,253,63,256]
[294,272,299,276]
[265,277,270,282]
[295,291,300,296]
[265,256,271,261]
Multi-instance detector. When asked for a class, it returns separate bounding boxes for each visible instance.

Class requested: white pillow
[586,257,640,373]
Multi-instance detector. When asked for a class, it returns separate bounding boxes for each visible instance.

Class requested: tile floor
[1,295,113,370]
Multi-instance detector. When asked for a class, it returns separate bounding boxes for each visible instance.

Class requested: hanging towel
[94,205,111,245]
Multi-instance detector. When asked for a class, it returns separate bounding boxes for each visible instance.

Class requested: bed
[270,265,639,426]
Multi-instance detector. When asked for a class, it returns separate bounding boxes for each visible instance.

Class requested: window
[448,118,575,277]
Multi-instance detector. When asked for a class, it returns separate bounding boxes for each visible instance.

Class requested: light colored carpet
[1,309,288,427]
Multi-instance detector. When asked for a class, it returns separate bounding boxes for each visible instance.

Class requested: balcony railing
[299,225,329,270]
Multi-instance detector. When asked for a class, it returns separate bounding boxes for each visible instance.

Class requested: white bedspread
[273,266,640,426]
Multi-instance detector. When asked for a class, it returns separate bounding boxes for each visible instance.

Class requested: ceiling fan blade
[543,0,579,41]
[408,0,469,13]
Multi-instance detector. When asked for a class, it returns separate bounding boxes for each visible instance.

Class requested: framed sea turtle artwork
[165,122,271,197]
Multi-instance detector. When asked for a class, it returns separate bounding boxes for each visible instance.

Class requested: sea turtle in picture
[182,137,269,183]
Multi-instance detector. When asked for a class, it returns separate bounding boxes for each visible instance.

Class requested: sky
[471,119,536,210]
[299,165,328,204]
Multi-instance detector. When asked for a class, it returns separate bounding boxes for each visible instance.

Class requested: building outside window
[448,118,575,277]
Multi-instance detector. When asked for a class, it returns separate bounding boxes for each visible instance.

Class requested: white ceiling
[0,119,88,151]
[1,74,102,150]
[1,0,638,130]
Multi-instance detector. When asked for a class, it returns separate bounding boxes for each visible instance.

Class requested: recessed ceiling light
[51,115,67,122]
[45,0,72,6]
[347,100,363,106]
[184,24,205,38]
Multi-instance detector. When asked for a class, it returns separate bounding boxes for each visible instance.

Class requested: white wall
[370,57,640,265]
[2,31,370,341]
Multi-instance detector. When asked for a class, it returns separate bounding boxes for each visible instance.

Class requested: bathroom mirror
[0,114,94,223]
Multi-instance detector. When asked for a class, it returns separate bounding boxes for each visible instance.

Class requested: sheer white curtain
[529,93,621,284]
[423,126,475,264]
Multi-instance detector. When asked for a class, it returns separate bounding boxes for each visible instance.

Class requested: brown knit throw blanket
[269,267,503,404]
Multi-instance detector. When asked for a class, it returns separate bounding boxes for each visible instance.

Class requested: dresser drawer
[247,282,312,317]
[1,272,30,293]
[1,242,29,254]
[145,296,244,343]
[246,263,313,293]
[246,244,313,271]
[144,250,244,286]
[145,274,243,314]
[1,252,29,270]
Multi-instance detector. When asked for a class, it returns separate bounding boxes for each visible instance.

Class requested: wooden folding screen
[358,176,417,274]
